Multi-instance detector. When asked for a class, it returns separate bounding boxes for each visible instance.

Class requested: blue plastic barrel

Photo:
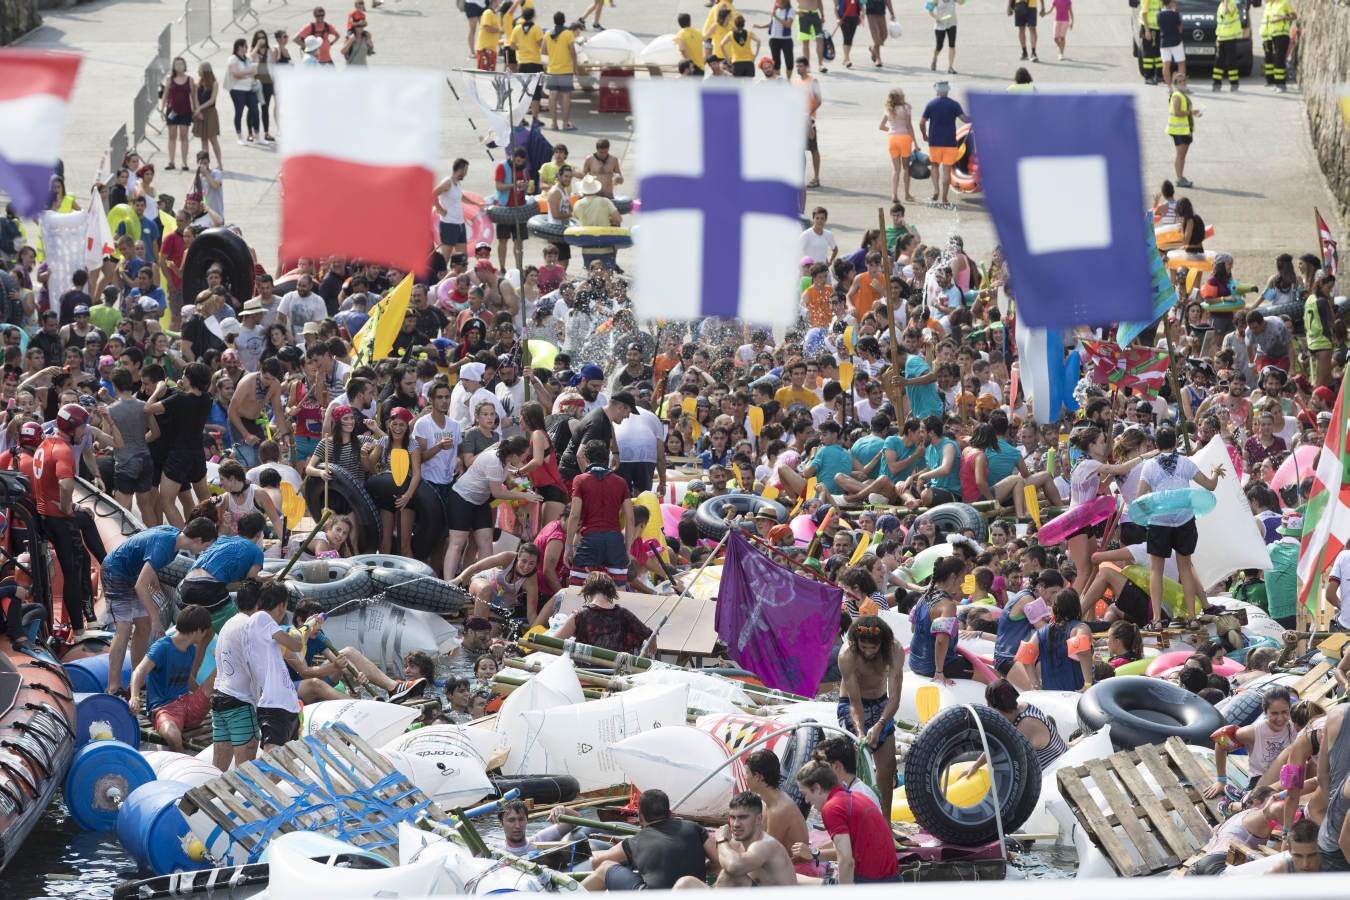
[63,654,132,693]
[117,780,208,876]
[64,740,156,831]
[73,692,140,749]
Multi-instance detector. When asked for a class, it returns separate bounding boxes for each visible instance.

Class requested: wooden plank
[233,762,323,833]
[1085,757,1168,871]
[1292,661,1333,696]
[1109,752,1196,863]
[1162,737,1224,823]
[558,586,718,655]
[1056,769,1143,877]
[1133,748,1214,844]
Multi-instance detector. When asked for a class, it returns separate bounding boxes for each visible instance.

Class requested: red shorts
[1255,355,1291,373]
[153,685,210,733]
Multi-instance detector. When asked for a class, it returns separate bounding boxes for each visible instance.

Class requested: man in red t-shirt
[35,405,95,638]
[493,146,532,270]
[795,759,899,884]
[294,7,339,64]
[0,421,41,478]
[565,435,635,587]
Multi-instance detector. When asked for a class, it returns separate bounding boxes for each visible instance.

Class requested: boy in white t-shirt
[250,582,313,751]
[211,579,263,771]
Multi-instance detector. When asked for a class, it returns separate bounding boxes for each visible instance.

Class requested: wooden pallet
[178,725,435,865]
[1056,736,1224,878]
[1292,661,1338,705]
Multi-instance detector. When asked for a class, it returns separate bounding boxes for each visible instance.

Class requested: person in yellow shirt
[510,7,546,116]
[719,15,761,77]
[674,13,707,74]
[775,360,823,410]
[704,5,734,66]
[476,0,502,70]
[543,12,579,131]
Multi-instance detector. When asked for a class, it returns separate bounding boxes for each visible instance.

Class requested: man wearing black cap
[614,383,665,495]
[611,341,654,391]
[559,391,636,487]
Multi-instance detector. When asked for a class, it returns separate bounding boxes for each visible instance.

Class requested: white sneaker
[1058,53,1064,61]
[237,137,247,145]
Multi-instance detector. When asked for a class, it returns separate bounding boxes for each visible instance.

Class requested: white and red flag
[276,67,441,273]
[1316,208,1339,277]
[1298,374,1350,618]
[0,50,81,217]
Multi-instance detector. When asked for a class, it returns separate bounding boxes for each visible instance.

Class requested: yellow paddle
[848,531,871,565]
[843,325,855,356]
[390,448,410,487]
[762,484,780,501]
[916,684,940,724]
[747,405,764,437]
[682,396,698,417]
[962,573,976,596]
[1024,484,1041,528]
[789,477,817,516]
[279,482,307,530]
[519,624,546,652]
[839,361,855,392]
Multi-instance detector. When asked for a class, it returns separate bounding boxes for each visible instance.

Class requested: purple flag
[714,531,842,697]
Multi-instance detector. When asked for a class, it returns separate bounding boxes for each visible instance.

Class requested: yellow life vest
[1166,90,1193,136]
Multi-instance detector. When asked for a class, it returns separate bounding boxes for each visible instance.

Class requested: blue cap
[579,363,605,381]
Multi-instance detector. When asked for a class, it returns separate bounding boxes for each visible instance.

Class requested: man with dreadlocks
[836,613,904,817]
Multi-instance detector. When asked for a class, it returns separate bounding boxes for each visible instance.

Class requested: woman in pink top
[1040,0,1072,60]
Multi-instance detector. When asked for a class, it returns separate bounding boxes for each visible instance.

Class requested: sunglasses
[855,624,882,638]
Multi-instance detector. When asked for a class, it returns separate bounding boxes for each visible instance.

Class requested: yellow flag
[352,273,414,366]
[280,482,307,530]
[1024,484,1041,528]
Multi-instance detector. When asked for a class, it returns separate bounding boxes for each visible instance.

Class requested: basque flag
[277,67,441,274]
[631,81,805,326]
[966,92,1153,329]
[0,51,81,217]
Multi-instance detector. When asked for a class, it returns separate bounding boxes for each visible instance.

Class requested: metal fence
[131,82,160,151]
[108,124,129,180]
[227,0,259,32]
[184,0,218,53]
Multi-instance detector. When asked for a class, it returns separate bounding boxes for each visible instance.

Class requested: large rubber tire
[612,195,634,215]
[348,554,436,578]
[302,464,381,554]
[362,476,446,561]
[263,558,374,612]
[486,204,538,225]
[781,719,824,816]
[527,214,571,241]
[1257,302,1302,332]
[903,704,1041,846]
[156,553,194,588]
[182,228,254,307]
[1216,676,1293,727]
[694,495,788,540]
[1077,675,1224,750]
[916,502,988,543]
[368,568,471,615]
[490,774,580,805]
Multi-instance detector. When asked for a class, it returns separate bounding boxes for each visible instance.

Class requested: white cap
[460,362,486,382]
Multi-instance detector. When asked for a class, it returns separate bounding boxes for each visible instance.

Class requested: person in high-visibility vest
[1167,72,1200,188]
[1138,0,1162,85]
[1212,0,1243,91]
[1264,0,1295,92]
[1258,0,1274,85]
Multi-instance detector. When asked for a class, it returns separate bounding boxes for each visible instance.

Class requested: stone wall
[0,0,40,44]
[1298,0,1350,220]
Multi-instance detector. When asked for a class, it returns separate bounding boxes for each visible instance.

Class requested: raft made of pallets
[1056,736,1224,878]
[177,724,435,866]
[1292,661,1339,706]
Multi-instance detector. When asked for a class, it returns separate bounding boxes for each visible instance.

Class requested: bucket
[63,654,131,693]
[116,780,208,875]
[73,692,140,749]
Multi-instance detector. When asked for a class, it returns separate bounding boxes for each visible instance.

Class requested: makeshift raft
[1291,660,1339,706]
[1056,737,1224,878]
[178,724,435,866]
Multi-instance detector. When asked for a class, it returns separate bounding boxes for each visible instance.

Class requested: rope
[228,734,430,861]
[612,652,634,676]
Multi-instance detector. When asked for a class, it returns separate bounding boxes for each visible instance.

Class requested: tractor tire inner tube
[915,501,988,543]
[156,553,194,589]
[527,214,571,241]
[363,475,446,560]
[368,567,470,615]
[348,554,436,578]
[694,495,788,540]
[181,228,254,307]
[486,204,538,225]
[1077,675,1224,750]
[302,464,381,554]
[262,559,374,612]
[562,226,633,249]
[490,774,580,806]
[902,704,1041,846]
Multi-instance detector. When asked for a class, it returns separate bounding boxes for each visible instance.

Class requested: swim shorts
[210,692,258,746]
[154,685,210,734]
[837,695,897,745]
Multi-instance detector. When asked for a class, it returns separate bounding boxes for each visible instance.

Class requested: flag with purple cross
[630,81,806,325]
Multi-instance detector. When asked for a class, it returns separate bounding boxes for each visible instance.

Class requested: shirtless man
[580,139,624,199]
[743,750,810,859]
[228,357,287,469]
[837,614,904,817]
[674,792,797,889]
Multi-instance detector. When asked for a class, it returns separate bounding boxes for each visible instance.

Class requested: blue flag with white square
[631,81,806,326]
[965,92,1152,329]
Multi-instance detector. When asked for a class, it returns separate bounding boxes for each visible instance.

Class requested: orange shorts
[929,145,960,166]
[887,133,914,160]
[153,685,210,734]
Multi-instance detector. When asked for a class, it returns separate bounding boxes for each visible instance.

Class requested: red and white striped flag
[1297,374,1350,617]
[1316,208,1339,277]
[276,67,441,273]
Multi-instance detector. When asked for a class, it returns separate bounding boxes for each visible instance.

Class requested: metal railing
[184,0,219,56]
[226,0,260,32]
